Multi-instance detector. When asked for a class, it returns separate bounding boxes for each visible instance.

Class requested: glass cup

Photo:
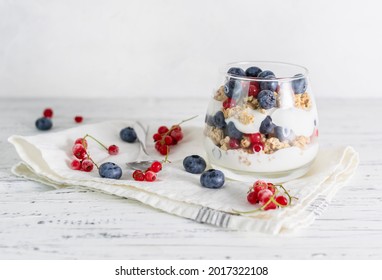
[204,61,319,182]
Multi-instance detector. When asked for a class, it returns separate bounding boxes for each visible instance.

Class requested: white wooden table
[0,98,381,259]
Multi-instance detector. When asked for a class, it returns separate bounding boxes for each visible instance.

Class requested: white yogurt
[204,137,319,173]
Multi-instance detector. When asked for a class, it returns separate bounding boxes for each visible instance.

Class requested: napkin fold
[8,121,359,234]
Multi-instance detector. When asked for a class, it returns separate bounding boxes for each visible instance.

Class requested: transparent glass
[204,61,319,182]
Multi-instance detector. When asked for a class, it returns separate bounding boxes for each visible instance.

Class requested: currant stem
[84,134,108,151]
[177,115,198,126]
[162,146,171,163]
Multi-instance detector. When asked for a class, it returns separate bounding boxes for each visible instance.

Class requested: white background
[0,0,381,99]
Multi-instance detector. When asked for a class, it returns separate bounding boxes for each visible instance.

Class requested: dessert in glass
[204,61,319,181]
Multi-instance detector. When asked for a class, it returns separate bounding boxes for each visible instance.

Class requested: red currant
[158,145,169,155]
[153,133,162,141]
[108,145,119,155]
[267,184,276,194]
[247,192,258,204]
[253,143,264,153]
[72,144,87,159]
[74,116,83,123]
[170,130,183,142]
[74,138,88,148]
[263,198,277,210]
[171,125,182,132]
[276,196,288,206]
[133,170,145,181]
[43,108,53,118]
[223,98,236,109]
[248,133,262,144]
[254,180,268,189]
[164,135,173,145]
[229,138,240,149]
[258,189,273,205]
[145,171,157,182]
[155,141,162,151]
[158,126,169,134]
[70,159,81,170]
[248,82,261,98]
[150,161,162,173]
[81,159,94,172]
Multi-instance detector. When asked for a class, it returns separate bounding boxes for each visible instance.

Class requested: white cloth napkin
[8,121,359,234]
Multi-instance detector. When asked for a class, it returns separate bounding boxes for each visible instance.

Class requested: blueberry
[183,155,207,174]
[292,74,307,94]
[120,127,137,143]
[98,162,122,179]
[259,116,276,134]
[245,66,262,77]
[257,90,276,109]
[35,117,52,131]
[260,75,278,91]
[224,79,243,99]
[213,111,226,129]
[258,70,275,78]
[227,122,243,139]
[227,67,245,76]
[200,169,225,189]
[205,114,215,126]
[274,126,295,142]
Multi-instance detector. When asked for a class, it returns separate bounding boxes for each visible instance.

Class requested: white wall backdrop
[1,0,381,98]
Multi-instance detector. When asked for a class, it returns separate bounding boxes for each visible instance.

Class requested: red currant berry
[154,141,162,151]
[229,138,240,149]
[144,170,157,182]
[81,159,94,172]
[248,82,261,98]
[72,144,87,159]
[43,108,53,118]
[253,143,264,153]
[158,145,169,155]
[247,192,258,204]
[170,130,183,142]
[133,170,142,179]
[70,159,81,170]
[108,145,119,155]
[267,183,276,194]
[164,135,173,145]
[254,180,268,189]
[74,116,83,123]
[276,196,288,206]
[158,126,169,134]
[74,138,88,148]
[153,133,162,141]
[258,189,273,205]
[248,133,262,144]
[133,170,145,181]
[171,125,182,132]
[223,98,236,109]
[150,161,162,173]
[263,198,278,210]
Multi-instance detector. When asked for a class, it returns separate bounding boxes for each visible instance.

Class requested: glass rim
[221,61,309,82]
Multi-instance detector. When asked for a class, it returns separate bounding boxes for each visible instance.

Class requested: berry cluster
[35,108,84,131]
[70,135,120,176]
[153,115,197,156]
[132,161,162,182]
[246,180,292,211]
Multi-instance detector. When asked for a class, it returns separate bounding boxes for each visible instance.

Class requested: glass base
[210,161,313,184]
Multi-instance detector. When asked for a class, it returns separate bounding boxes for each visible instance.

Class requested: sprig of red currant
[153,115,198,156]
[234,180,296,213]
[132,161,163,182]
[70,135,119,172]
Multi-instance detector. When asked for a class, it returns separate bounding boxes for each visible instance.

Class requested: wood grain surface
[0,98,381,259]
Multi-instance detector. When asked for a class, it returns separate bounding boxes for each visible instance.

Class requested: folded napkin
[8,121,359,234]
